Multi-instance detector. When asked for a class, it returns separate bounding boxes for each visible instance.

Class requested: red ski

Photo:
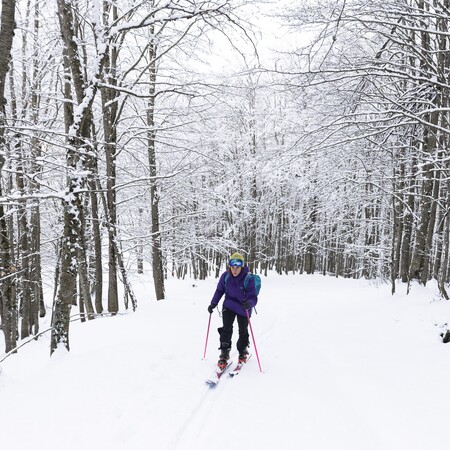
[229,354,252,377]
[205,361,232,387]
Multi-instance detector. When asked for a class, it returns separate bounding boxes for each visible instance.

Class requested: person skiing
[207,252,258,369]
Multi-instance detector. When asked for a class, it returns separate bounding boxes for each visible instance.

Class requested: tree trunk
[137,207,144,274]
[0,0,17,353]
[51,185,80,352]
[147,29,165,301]
[51,0,104,353]
[78,203,95,320]
[89,145,103,314]
[101,3,120,313]
[400,154,416,283]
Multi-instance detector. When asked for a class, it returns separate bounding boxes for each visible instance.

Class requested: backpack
[225,272,261,296]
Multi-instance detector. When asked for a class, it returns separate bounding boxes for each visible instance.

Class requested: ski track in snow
[164,387,211,450]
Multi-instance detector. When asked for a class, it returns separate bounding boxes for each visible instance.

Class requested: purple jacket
[210,265,258,317]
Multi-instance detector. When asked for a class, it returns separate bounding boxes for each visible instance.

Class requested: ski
[229,354,252,378]
[205,361,232,387]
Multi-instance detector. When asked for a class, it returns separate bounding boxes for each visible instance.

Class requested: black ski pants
[218,308,249,353]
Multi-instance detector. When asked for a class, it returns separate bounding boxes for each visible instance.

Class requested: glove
[207,304,216,314]
[242,300,251,310]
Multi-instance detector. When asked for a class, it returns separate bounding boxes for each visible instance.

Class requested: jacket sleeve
[210,272,226,306]
[245,276,258,308]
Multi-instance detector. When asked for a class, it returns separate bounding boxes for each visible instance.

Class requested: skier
[207,252,258,369]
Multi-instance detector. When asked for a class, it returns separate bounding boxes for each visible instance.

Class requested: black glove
[242,300,251,310]
[207,304,216,314]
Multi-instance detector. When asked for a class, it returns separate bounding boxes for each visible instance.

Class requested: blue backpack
[225,273,261,296]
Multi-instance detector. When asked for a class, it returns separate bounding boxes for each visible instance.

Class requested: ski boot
[238,347,250,364]
[217,343,231,370]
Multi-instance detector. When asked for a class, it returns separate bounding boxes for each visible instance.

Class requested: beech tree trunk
[147,28,165,301]
[0,0,17,353]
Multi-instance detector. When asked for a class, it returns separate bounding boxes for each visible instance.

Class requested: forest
[1,0,450,355]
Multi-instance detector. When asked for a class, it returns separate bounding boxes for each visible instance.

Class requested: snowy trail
[2,274,450,450]
[163,386,212,450]
[164,277,385,450]
[165,357,253,450]
[244,279,380,450]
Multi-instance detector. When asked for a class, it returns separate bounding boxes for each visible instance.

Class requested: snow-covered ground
[1,273,450,450]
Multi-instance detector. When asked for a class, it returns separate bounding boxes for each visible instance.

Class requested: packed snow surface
[1,273,450,450]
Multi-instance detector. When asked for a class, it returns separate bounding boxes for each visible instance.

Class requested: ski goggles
[229,259,244,267]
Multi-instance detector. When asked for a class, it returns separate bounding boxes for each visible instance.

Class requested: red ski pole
[203,313,212,360]
[246,309,263,373]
